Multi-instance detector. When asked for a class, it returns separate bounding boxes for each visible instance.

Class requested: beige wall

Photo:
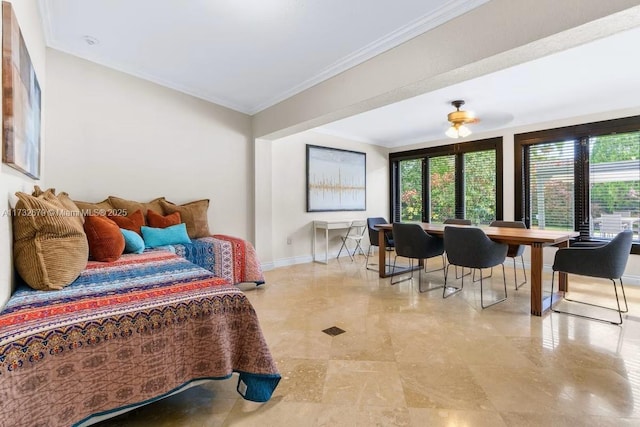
[268,131,388,268]
[44,49,254,240]
[0,0,47,308]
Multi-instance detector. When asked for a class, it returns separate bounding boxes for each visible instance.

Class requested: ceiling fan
[445,100,479,138]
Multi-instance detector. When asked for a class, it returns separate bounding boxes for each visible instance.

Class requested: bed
[0,250,280,427]
[171,234,265,285]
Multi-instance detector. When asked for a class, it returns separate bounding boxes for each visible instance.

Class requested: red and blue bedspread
[0,251,280,427]
[171,234,265,285]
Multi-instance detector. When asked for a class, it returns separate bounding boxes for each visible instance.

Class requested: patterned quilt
[0,251,280,427]
[172,234,265,285]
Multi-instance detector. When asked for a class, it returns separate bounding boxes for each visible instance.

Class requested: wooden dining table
[375,223,579,316]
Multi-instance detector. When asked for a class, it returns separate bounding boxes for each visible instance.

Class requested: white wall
[269,131,388,267]
[44,49,254,240]
[0,0,47,308]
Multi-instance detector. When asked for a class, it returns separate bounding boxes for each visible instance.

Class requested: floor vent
[322,326,346,336]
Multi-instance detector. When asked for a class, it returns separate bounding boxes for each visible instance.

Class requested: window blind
[464,150,496,225]
[429,155,455,224]
[399,159,423,222]
[527,140,575,231]
[589,131,640,239]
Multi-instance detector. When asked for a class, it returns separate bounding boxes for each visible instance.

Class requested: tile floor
[96,254,640,426]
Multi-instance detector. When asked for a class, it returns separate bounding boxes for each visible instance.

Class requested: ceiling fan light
[445,126,459,138]
[458,124,471,137]
[445,100,475,138]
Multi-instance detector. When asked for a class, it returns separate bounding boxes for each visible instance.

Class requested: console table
[312,220,353,264]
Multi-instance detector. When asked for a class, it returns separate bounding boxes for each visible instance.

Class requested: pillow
[160,199,210,238]
[108,196,165,219]
[141,223,191,248]
[108,209,145,234]
[57,192,85,226]
[147,209,181,228]
[30,187,84,226]
[83,216,125,262]
[73,198,114,216]
[121,228,145,254]
[31,185,54,197]
[13,191,89,290]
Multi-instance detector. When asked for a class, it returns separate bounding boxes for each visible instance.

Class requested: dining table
[375,223,579,316]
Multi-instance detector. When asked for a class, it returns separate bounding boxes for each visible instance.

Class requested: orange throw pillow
[84,215,125,262]
[108,209,145,235]
[147,209,181,228]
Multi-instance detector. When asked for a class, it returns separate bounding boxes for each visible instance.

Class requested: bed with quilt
[0,251,280,427]
[170,234,265,286]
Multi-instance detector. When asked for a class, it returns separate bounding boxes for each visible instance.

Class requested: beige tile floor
[96,254,640,426]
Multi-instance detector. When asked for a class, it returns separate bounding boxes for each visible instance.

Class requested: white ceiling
[317,26,640,147]
[39,1,640,147]
[39,0,488,114]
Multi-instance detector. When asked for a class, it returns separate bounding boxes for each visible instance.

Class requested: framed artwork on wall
[2,1,41,179]
[306,144,366,212]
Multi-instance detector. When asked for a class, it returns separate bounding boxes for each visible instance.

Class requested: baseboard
[269,250,359,269]
[263,256,640,286]
[272,255,314,268]
[260,262,275,271]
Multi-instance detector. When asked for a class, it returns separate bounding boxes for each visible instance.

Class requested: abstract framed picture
[2,1,41,179]
[306,145,366,212]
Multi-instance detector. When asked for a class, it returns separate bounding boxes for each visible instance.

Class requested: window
[464,150,497,225]
[390,137,503,225]
[527,140,575,231]
[515,116,640,253]
[589,133,640,239]
[399,159,422,221]
[429,155,455,223]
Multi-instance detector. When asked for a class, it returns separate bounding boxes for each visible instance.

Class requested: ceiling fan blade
[477,112,514,127]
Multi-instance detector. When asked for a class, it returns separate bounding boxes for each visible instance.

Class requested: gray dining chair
[443,218,472,279]
[443,226,509,308]
[549,230,632,325]
[490,220,527,290]
[366,217,395,271]
[390,223,445,292]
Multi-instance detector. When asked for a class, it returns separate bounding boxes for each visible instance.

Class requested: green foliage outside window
[464,150,496,225]
[400,159,422,221]
[429,156,455,223]
[590,133,640,218]
[399,150,497,224]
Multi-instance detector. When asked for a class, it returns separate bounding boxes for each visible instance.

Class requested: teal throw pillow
[141,223,191,248]
[121,228,145,254]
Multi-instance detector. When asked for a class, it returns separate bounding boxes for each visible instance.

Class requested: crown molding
[249,0,490,114]
[39,0,488,116]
